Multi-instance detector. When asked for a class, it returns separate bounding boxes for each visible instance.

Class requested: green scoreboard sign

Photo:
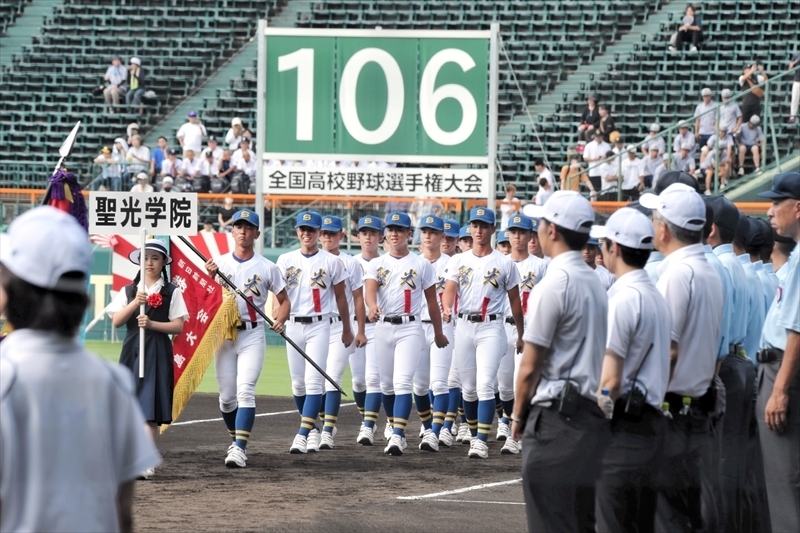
[261,28,493,164]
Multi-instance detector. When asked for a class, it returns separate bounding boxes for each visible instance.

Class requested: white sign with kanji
[88,192,199,235]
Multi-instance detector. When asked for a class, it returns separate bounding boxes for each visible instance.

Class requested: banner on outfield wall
[264,164,489,198]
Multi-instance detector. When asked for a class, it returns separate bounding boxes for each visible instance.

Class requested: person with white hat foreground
[0,207,160,532]
[639,184,724,531]
[130,171,154,193]
[512,191,610,532]
[737,115,765,175]
[593,208,672,533]
[106,238,189,478]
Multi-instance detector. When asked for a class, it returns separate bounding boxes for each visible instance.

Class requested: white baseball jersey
[277,249,346,317]
[593,264,616,290]
[215,252,285,323]
[513,255,548,315]
[355,253,376,319]
[445,250,521,316]
[333,251,363,316]
[420,254,449,321]
[365,253,436,316]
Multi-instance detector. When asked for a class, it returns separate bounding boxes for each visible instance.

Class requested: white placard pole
[139,229,146,378]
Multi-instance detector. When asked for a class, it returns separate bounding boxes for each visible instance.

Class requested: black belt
[237,321,258,331]
[291,316,325,324]
[382,316,416,325]
[422,319,433,324]
[330,316,341,324]
[458,313,500,323]
[728,343,744,357]
[505,317,515,325]
[664,392,710,415]
[756,348,784,364]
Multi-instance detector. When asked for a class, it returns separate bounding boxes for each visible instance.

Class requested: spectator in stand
[160,148,182,179]
[673,121,697,159]
[534,178,553,205]
[160,176,175,193]
[126,123,139,146]
[533,159,555,189]
[737,115,765,175]
[113,137,129,179]
[149,136,169,179]
[598,150,619,200]
[93,146,121,191]
[103,55,127,114]
[620,145,642,200]
[201,136,223,164]
[180,149,201,190]
[577,93,600,144]
[231,138,255,167]
[695,88,717,149]
[499,184,522,229]
[561,155,593,193]
[669,4,703,52]
[201,221,215,234]
[739,62,769,123]
[789,53,800,124]
[200,150,218,179]
[130,172,153,193]
[217,197,236,232]
[640,123,665,157]
[125,134,150,177]
[612,135,625,156]
[673,143,697,175]
[719,88,743,134]
[218,149,234,183]
[584,129,611,193]
[231,150,257,193]
[177,111,207,154]
[640,146,666,189]
[225,117,251,151]
[702,128,734,193]
[125,57,146,109]
[597,104,616,143]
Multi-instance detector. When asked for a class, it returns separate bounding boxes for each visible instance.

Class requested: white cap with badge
[540,190,595,234]
[639,183,706,232]
[591,208,655,250]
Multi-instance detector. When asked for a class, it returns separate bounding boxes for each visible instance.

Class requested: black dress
[119,283,176,425]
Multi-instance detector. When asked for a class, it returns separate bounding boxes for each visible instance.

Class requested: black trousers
[522,399,612,533]
[676,30,701,50]
[596,405,666,533]
[741,100,762,125]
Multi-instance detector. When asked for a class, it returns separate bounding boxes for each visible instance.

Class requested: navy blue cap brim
[296,224,321,229]
[321,226,343,232]
[419,225,444,232]
[469,217,495,225]
[234,219,258,227]
[758,190,794,199]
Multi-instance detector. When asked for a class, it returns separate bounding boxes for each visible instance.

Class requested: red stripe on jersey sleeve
[312,288,321,313]
[404,289,411,314]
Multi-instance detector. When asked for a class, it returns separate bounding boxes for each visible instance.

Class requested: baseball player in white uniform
[459,226,473,252]
[354,215,387,445]
[440,219,465,440]
[204,209,290,469]
[413,215,456,451]
[276,211,354,454]
[319,215,367,449]
[441,218,460,256]
[583,234,616,290]
[365,211,448,456]
[442,207,525,459]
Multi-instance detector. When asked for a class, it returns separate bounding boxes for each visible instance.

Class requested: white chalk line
[171,402,356,427]
[430,499,525,506]
[396,478,522,500]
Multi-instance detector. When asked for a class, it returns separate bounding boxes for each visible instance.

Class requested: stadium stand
[0,0,29,36]
[0,0,287,186]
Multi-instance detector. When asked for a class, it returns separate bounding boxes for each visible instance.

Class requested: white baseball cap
[592,208,655,250]
[701,88,713,97]
[1,206,90,293]
[749,115,760,125]
[162,176,174,184]
[680,142,692,150]
[721,88,733,98]
[639,183,706,232]
[130,57,141,66]
[541,191,595,234]
[649,123,660,133]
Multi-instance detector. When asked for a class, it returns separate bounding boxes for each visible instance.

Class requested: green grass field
[85,340,352,398]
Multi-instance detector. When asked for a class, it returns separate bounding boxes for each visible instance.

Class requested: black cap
[703,195,739,232]
[205,150,214,157]
[208,135,217,142]
[166,148,175,155]
[773,231,795,245]
[588,92,599,101]
[736,212,751,244]
[594,129,603,136]
[655,170,699,194]
[755,218,774,248]
[758,172,800,200]
[746,217,767,249]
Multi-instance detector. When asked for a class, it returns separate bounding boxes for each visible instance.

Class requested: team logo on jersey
[520,271,536,290]
[244,274,262,296]
[218,270,231,290]
[400,269,417,289]
[457,266,474,288]
[376,267,391,288]
[285,266,302,289]
[435,276,446,292]
[484,267,501,288]
[311,269,328,289]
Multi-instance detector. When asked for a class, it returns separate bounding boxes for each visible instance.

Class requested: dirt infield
[135,393,526,532]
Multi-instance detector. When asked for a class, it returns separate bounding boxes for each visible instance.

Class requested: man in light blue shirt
[103,55,127,113]
[735,213,767,362]
[755,171,800,533]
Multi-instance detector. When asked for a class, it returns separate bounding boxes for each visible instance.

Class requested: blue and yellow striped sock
[221,408,238,441]
[392,393,413,437]
[443,388,460,431]
[477,399,495,442]
[354,390,367,419]
[323,390,342,434]
[463,399,479,437]
[298,394,322,437]
[414,393,433,431]
[234,407,255,450]
[432,393,448,436]
[363,392,381,429]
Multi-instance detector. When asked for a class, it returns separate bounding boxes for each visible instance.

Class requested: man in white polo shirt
[512,191,610,533]
[593,207,672,533]
[176,111,207,154]
[640,183,724,532]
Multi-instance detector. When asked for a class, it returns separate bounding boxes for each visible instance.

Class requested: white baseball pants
[325,318,356,392]
[375,320,423,396]
[455,318,508,402]
[415,321,455,397]
[497,322,516,402]
[286,319,330,396]
[351,322,375,394]
[215,327,266,411]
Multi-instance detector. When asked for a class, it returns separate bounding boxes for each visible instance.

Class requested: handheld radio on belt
[558,337,587,417]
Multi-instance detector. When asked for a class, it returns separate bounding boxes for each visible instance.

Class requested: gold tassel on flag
[161,289,240,433]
